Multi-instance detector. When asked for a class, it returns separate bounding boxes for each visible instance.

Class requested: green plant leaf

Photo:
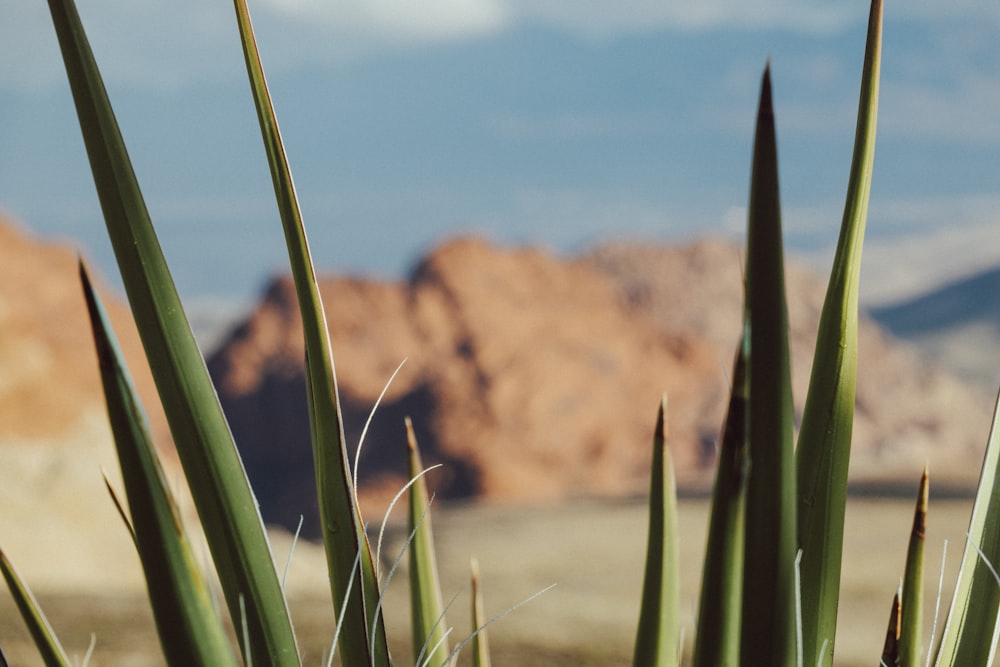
[406,418,450,666]
[899,469,928,667]
[44,2,299,664]
[0,549,70,667]
[692,329,749,667]
[632,396,680,667]
[470,559,492,667]
[932,390,1000,666]
[740,63,798,667]
[230,1,388,664]
[80,263,239,667]
[794,2,882,663]
[882,591,901,666]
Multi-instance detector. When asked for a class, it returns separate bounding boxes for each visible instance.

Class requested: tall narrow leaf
[794,2,882,663]
[80,264,238,667]
[470,559,492,667]
[45,1,299,664]
[230,1,388,664]
[933,390,1000,665]
[406,418,450,666]
[632,396,680,667]
[899,469,928,667]
[740,64,798,666]
[0,550,70,667]
[692,330,749,667]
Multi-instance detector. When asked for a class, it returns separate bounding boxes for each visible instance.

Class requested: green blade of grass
[44,2,299,664]
[230,2,388,664]
[632,396,680,667]
[470,559,492,667]
[794,2,883,663]
[898,469,928,667]
[406,418,450,666]
[80,263,238,667]
[0,550,70,667]
[740,64,798,667]
[932,390,1000,665]
[692,330,749,667]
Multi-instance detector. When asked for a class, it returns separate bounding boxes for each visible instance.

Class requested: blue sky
[2,1,999,322]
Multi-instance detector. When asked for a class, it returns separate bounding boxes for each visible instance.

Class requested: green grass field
[0,496,973,666]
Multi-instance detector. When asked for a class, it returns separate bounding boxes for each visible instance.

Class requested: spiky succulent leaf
[80,264,238,667]
[898,469,928,667]
[740,64,798,667]
[406,418,450,666]
[471,559,492,667]
[933,391,1000,665]
[0,550,70,667]
[230,1,388,663]
[632,396,680,667]
[794,2,882,663]
[692,330,749,667]
[45,1,301,664]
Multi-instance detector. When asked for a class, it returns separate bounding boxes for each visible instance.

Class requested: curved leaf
[794,1,883,663]
[230,1,388,664]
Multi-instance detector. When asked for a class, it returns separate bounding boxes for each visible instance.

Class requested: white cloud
[261,0,509,40]
[1,1,238,92]
[502,1,861,38]
[6,1,997,94]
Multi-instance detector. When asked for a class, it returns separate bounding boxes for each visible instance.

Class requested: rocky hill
[871,267,1000,387]
[208,236,995,536]
[0,216,172,589]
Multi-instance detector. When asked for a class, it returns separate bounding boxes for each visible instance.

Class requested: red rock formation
[0,218,164,442]
[209,236,993,534]
[0,216,174,589]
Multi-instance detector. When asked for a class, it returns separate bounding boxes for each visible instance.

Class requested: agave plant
[5,0,1000,665]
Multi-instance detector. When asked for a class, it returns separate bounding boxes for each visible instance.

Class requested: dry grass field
[0,496,977,666]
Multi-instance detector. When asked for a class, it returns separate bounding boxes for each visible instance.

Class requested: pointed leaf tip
[914,468,929,540]
[656,394,668,443]
[758,64,774,121]
[405,416,417,453]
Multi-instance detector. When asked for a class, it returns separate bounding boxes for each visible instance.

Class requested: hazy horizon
[3,1,999,315]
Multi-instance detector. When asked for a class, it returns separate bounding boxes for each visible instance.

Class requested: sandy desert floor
[0,496,977,666]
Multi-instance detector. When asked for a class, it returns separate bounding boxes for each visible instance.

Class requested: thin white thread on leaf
[281,514,305,594]
[418,626,454,667]
[962,532,1000,663]
[239,594,252,667]
[442,583,557,666]
[795,548,804,667]
[926,539,947,667]
[817,639,829,667]
[371,497,435,659]
[80,633,96,667]
[415,591,460,667]
[352,357,408,511]
[374,464,443,583]
[327,549,364,667]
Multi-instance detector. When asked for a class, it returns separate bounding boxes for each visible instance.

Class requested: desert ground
[0,495,976,666]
